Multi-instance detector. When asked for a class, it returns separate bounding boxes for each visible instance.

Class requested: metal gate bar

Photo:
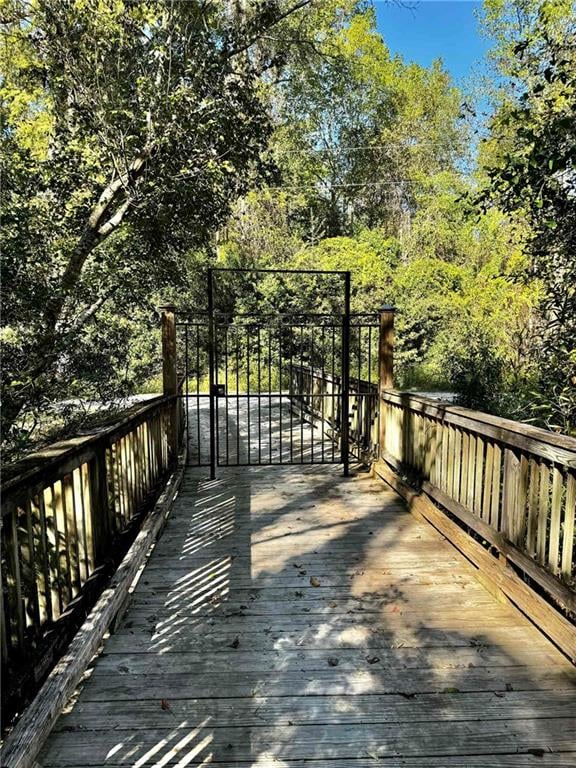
[175,316,211,467]
[177,269,380,478]
[206,268,351,479]
[211,316,344,469]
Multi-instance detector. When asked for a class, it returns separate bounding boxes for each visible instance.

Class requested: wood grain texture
[375,460,576,661]
[0,451,187,768]
[32,463,575,768]
[380,390,576,467]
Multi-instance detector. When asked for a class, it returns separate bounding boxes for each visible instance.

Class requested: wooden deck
[38,463,576,767]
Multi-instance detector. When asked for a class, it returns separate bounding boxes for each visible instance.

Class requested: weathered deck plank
[38,464,576,767]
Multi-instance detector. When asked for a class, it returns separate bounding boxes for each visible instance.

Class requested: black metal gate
[177,268,379,479]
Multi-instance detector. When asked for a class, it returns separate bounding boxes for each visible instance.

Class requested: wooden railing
[380,391,576,586]
[291,366,379,462]
[1,393,183,714]
[293,356,575,657]
[378,389,576,658]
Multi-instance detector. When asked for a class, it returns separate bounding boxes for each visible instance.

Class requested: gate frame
[206,267,351,479]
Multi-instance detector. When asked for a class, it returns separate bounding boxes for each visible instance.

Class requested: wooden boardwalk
[39,463,576,767]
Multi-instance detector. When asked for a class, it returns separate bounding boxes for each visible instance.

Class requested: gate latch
[212,384,226,396]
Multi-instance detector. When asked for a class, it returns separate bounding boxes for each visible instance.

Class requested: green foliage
[295,235,397,310]
[392,258,470,380]
[438,322,505,410]
[478,0,576,432]
[2,0,572,463]
[0,0,332,453]
[270,7,467,238]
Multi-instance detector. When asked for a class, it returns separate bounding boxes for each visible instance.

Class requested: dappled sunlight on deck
[39,463,576,767]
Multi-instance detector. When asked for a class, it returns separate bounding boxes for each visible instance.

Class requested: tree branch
[68,291,114,334]
[97,196,132,237]
[225,0,312,61]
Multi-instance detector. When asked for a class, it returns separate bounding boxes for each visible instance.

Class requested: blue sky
[374,1,491,86]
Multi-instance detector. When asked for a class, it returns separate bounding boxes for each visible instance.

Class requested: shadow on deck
[38,462,576,767]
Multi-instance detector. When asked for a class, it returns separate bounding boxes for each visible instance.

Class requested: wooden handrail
[1,395,175,502]
[379,389,576,591]
[1,393,185,724]
[380,390,576,466]
[294,368,575,657]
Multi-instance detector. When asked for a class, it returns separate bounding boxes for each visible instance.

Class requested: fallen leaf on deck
[160,699,171,711]
[327,657,339,666]
[228,636,240,649]
[442,687,460,694]
[366,655,380,664]
[310,577,321,587]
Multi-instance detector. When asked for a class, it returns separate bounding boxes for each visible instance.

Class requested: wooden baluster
[473,436,484,516]
[560,471,575,581]
[72,467,87,586]
[446,427,455,497]
[454,429,463,502]
[537,463,550,564]
[22,498,41,633]
[502,449,519,540]
[482,442,494,522]
[490,444,502,530]
[105,444,118,538]
[52,479,72,609]
[440,423,449,492]
[81,461,95,573]
[31,492,51,626]
[424,418,436,481]
[126,433,133,516]
[526,457,541,557]
[63,474,81,598]
[133,428,140,510]
[128,431,136,516]
[467,434,476,509]
[44,486,62,618]
[145,420,152,487]
[548,466,563,574]
[117,437,126,525]
[517,454,529,546]
[460,432,469,505]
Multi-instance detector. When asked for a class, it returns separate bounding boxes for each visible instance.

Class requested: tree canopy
[2,0,575,457]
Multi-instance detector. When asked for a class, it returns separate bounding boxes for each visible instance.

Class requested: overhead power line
[267,179,441,190]
[273,141,457,155]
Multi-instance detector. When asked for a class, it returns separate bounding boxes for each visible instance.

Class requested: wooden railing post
[158,303,179,466]
[89,444,112,565]
[378,305,395,458]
